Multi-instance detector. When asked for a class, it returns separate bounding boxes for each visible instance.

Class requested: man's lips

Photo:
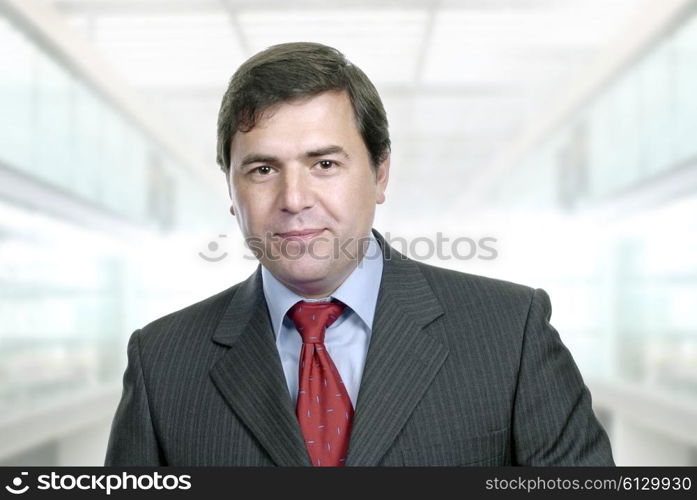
[275,228,325,240]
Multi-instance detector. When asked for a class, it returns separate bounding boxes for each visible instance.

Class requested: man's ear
[226,170,236,216]
[375,154,390,205]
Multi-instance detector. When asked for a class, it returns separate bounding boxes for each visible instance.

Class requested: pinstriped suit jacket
[105,228,614,466]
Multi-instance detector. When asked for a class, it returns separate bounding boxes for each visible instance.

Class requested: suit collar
[210,228,448,466]
[209,268,311,466]
[345,228,448,465]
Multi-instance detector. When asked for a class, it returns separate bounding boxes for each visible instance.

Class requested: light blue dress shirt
[261,232,383,408]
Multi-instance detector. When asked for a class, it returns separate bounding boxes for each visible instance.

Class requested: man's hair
[216,42,390,175]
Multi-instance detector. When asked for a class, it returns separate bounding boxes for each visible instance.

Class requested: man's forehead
[261,90,352,123]
[229,91,362,162]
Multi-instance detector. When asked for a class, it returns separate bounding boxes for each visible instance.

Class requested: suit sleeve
[105,329,166,465]
[512,288,614,465]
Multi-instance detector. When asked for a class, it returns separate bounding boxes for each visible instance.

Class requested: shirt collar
[261,231,384,338]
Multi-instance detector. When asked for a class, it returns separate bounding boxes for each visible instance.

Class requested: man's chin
[268,258,333,285]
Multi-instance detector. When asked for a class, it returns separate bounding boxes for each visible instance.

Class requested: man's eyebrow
[238,154,280,168]
[304,145,350,160]
[237,146,349,168]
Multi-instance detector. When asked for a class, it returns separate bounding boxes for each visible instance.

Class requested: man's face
[228,90,390,298]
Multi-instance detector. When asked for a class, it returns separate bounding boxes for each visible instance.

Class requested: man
[105,42,614,466]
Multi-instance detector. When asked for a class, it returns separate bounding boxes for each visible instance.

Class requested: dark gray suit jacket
[105,228,614,466]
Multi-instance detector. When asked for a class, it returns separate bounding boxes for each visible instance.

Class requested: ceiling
[47,0,649,221]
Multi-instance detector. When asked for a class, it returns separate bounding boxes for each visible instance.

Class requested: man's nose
[279,166,315,214]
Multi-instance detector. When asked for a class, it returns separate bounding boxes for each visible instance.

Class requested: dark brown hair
[216,42,390,175]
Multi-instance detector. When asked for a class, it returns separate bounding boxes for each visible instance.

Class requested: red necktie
[287,299,353,467]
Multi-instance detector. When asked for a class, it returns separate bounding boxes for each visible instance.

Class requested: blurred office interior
[0,0,696,465]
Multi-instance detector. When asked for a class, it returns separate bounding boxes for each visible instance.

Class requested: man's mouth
[275,228,325,240]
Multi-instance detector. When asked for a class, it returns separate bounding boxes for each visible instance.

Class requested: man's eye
[318,160,336,169]
[253,166,273,175]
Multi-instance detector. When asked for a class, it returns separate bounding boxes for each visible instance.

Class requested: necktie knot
[287,299,346,344]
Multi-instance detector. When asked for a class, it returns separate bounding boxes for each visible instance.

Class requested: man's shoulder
[408,260,550,346]
[410,259,537,312]
[414,259,534,297]
[136,281,243,346]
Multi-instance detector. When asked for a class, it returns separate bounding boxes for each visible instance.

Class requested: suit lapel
[345,229,449,466]
[209,267,311,466]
